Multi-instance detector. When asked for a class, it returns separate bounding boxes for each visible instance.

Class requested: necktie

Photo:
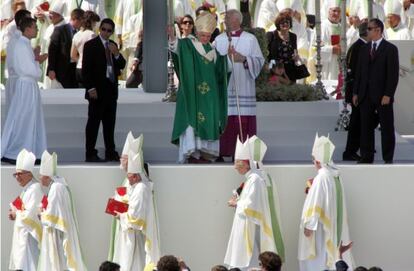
[105,41,115,82]
[370,42,377,58]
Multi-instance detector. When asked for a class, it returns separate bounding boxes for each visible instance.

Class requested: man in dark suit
[47,8,84,88]
[342,22,370,161]
[353,18,399,164]
[82,18,126,162]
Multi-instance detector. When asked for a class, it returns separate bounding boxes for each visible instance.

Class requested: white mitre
[235,136,251,160]
[384,0,402,16]
[248,135,267,164]
[122,132,144,155]
[127,151,144,174]
[311,133,335,164]
[39,151,57,177]
[16,149,36,172]
[325,0,341,9]
[49,1,67,15]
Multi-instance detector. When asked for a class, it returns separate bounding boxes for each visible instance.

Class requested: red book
[331,34,340,45]
[116,187,127,196]
[41,195,48,210]
[12,196,23,210]
[105,198,129,216]
[39,1,50,11]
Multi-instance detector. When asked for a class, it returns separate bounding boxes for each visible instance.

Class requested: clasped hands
[228,46,246,63]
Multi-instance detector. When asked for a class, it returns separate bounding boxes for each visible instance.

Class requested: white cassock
[38,176,87,271]
[9,180,43,271]
[224,169,277,270]
[42,20,66,89]
[4,23,21,112]
[215,31,264,117]
[256,0,279,31]
[298,166,354,271]
[80,0,108,19]
[309,19,341,81]
[386,22,412,40]
[112,177,161,271]
[1,35,47,159]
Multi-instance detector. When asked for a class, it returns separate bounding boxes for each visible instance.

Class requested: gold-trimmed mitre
[195,12,217,34]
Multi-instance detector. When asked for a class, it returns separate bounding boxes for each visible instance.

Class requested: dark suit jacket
[82,36,126,100]
[345,38,366,103]
[266,31,297,62]
[47,23,77,87]
[353,39,399,104]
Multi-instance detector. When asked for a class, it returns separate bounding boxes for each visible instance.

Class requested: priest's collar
[22,179,34,191]
[230,29,243,37]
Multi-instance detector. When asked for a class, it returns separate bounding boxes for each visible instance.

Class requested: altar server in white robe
[224,137,279,270]
[38,151,87,271]
[1,17,47,162]
[308,0,342,81]
[298,134,354,271]
[384,0,412,40]
[108,132,144,261]
[9,149,43,271]
[215,9,264,158]
[4,9,32,113]
[112,150,160,271]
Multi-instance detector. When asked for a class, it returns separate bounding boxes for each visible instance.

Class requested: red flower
[41,195,48,210]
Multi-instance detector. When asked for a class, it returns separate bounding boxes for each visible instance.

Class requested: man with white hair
[9,149,43,271]
[38,150,87,271]
[224,136,282,270]
[384,0,412,40]
[110,150,160,271]
[215,9,264,160]
[1,17,47,164]
[298,134,354,271]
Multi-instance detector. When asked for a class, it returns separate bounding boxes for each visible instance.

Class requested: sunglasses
[13,172,30,178]
[182,21,193,25]
[367,26,378,31]
[101,27,113,33]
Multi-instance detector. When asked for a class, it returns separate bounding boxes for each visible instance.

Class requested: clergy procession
[1,0,414,270]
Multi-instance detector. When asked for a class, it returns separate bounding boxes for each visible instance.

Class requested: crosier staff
[224,3,244,142]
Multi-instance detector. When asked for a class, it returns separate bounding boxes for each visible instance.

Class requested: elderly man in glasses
[82,18,126,163]
[9,149,43,271]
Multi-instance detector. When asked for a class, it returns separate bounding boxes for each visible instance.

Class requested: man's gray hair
[227,9,243,24]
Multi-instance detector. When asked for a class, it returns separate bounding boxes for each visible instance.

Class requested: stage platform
[1,164,414,271]
[2,88,414,163]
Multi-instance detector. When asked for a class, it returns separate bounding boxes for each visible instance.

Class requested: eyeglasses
[367,26,378,31]
[280,20,290,25]
[182,21,194,25]
[101,27,113,33]
[13,172,30,178]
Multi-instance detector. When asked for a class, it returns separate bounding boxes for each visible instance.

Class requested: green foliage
[256,83,321,102]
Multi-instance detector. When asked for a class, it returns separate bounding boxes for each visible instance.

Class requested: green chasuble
[171,38,228,145]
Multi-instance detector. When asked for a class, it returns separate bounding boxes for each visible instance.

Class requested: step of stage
[2,88,414,162]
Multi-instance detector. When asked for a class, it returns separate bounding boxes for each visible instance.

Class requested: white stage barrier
[2,164,414,270]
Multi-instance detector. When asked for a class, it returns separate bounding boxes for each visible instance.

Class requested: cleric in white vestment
[1,17,47,162]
